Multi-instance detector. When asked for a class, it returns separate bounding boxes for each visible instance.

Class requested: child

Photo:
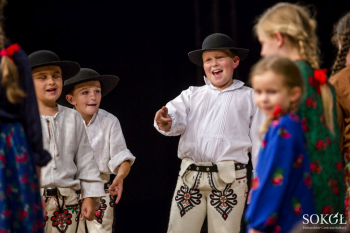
[154,33,263,233]
[28,50,105,233]
[254,2,344,215]
[56,67,135,232]
[0,3,51,231]
[245,55,316,233]
[329,12,350,220]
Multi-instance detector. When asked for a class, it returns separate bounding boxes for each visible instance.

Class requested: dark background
[3,0,348,232]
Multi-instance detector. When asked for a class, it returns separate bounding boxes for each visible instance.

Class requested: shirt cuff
[80,180,105,199]
[108,149,135,174]
[153,113,177,136]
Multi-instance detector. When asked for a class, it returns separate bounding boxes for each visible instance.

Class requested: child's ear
[274,32,284,48]
[66,94,76,106]
[290,86,302,102]
[233,56,240,69]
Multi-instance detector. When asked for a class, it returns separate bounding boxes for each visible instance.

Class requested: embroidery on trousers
[95,198,107,224]
[175,184,202,217]
[109,194,114,207]
[210,187,237,220]
[51,209,73,233]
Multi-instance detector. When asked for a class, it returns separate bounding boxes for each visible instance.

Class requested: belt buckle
[45,188,58,197]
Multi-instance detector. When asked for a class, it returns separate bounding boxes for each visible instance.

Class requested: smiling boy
[29,51,105,233]
[57,68,135,233]
[154,33,264,233]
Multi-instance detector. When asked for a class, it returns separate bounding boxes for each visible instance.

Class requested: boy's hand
[155,106,172,132]
[80,197,95,221]
[109,175,124,204]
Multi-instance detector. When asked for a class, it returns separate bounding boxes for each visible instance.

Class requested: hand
[155,106,172,132]
[109,175,124,204]
[80,197,95,221]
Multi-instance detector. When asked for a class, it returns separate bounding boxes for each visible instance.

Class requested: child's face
[66,80,102,117]
[32,65,63,105]
[202,50,239,91]
[252,71,301,117]
[258,31,280,57]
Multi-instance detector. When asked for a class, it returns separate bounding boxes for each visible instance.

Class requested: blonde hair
[255,2,334,134]
[0,0,25,104]
[331,12,350,76]
[250,55,304,136]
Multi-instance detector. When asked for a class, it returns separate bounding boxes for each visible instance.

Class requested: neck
[214,79,234,92]
[279,42,302,61]
[80,112,94,126]
[38,100,59,116]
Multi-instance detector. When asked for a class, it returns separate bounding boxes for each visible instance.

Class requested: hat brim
[56,75,120,107]
[188,47,249,66]
[31,61,80,81]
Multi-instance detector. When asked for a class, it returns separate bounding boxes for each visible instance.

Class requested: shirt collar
[86,110,99,126]
[203,76,244,92]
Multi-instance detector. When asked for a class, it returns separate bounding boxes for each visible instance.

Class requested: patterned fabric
[295,60,344,215]
[0,123,44,233]
[245,114,316,233]
[43,188,79,233]
[76,189,115,233]
[168,160,247,233]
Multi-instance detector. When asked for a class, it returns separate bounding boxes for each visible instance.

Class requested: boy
[28,50,105,233]
[57,68,135,232]
[154,33,263,233]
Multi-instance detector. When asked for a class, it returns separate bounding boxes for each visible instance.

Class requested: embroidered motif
[66,205,79,215]
[95,198,107,224]
[265,213,277,226]
[278,127,291,139]
[303,173,312,188]
[293,154,303,168]
[109,194,114,207]
[44,211,49,226]
[175,184,202,217]
[210,187,237,220]
[51,209,73,233]
[272,168,284,186]
[292,198,302,215]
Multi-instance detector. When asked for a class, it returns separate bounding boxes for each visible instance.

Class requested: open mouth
[46,88,57,93]
[212,70,223,78]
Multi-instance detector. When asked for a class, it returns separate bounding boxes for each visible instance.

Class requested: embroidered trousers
[167,159,247,233]
[77,173,114,233]
[42,188,80,233]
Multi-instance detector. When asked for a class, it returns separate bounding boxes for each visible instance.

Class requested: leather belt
[44,188,81,196]
[187,163,246,172]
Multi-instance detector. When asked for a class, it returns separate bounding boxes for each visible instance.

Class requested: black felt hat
[188,33,249,66]
[56,68,120,106]
[28,50,80,80]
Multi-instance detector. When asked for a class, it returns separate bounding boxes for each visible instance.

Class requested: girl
[254,2,344,215]
[245,55,315,233]
[0,0,51,232]
[329,12,350,220]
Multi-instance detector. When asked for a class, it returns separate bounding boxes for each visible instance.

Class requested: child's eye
[217,56,224,59]
[82,91,88,95]
[53,75,61,79]
[205,58,211,62]
[254,90,261,94]
[267,90,277,94]
[95,90,101,94]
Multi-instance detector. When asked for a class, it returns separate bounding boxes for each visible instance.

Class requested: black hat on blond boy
[56,68,120,107]
[28,50,80,80]
[188,33,249,66]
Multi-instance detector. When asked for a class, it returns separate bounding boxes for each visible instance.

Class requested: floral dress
[245,114,315,233]
[295,60,344,215]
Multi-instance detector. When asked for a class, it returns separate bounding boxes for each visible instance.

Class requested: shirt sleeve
[249,101,266,169]
[154,87,192,136]
[74,114,105,199]
[245,120,297,232]
[108,117,135,174]
[15,48,51,167]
